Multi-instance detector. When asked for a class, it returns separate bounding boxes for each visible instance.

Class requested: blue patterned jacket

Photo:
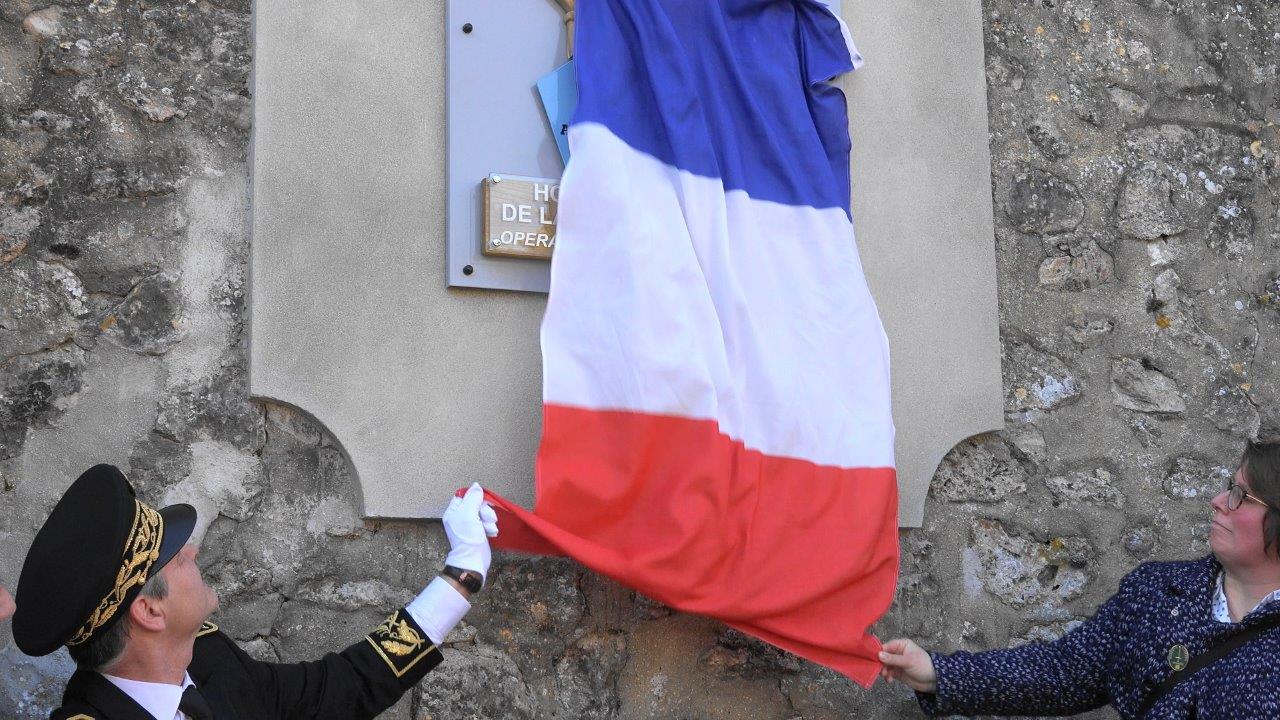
[917,556,1280,718]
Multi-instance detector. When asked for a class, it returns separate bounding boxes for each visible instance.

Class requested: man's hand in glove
[405,484,499,643]
[442,483,499,589]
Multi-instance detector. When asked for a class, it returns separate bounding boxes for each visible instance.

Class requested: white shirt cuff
[405,576,471,645]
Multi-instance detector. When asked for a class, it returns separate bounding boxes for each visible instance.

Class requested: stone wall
[1,0,1276,718]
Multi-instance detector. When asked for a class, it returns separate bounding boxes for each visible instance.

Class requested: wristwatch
[442,565,483,594]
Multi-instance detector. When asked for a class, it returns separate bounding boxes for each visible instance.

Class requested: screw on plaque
[462,23,473,34]
[463,265,474,276]
[490,174,502,184]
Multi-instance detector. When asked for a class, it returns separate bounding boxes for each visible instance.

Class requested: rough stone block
[1110,357,1186,414]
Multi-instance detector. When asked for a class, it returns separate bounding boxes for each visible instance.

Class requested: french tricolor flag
[485,0,898,686]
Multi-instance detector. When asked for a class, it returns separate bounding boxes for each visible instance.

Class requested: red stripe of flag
[480,404,898,686]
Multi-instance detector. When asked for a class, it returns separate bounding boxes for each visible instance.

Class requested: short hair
[66,572,169,672]
[1241,437,1280,557]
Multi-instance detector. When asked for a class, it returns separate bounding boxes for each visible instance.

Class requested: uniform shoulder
[196,620,220,638]
[50,707,98,720]
[191,619,245,670]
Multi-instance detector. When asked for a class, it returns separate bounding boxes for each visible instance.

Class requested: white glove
[405,484,499,644]
[443,483,497,584]
[480,502,499,539]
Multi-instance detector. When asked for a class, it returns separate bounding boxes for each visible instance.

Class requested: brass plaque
[481,173,558,260]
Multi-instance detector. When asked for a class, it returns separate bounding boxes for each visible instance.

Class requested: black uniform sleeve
[190,608,444,720]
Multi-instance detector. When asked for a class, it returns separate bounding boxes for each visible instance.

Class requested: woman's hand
[879,638,938,693]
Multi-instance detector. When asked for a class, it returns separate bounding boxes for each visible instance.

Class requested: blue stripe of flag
[572,0,860,215]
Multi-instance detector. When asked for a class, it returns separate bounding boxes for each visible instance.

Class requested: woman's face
[1210,466,1273,567]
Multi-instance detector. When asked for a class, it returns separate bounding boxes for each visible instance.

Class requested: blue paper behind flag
[537,60,577,167]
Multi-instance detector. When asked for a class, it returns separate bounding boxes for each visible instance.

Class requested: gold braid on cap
[66,499,165,646]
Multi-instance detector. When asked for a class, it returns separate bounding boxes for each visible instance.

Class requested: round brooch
[1167,644,1190,672]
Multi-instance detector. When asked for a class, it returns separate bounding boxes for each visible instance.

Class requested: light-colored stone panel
[845,1,1004,526]
[250,0,543,517]
[250,0,1001,524]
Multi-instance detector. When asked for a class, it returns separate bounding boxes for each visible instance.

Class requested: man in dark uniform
[12,464,498,720]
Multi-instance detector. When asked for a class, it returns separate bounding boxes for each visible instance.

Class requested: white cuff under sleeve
[405,576,472,645]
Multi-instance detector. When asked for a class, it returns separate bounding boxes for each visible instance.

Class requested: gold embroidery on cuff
[366,610,437,678]
[67,500,165,646]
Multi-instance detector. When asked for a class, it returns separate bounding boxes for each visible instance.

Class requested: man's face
[158,544,219,635]
[1210,466,1272,567]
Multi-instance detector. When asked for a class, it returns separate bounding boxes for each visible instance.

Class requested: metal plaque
[446,2,567,292]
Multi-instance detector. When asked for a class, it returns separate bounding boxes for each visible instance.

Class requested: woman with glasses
[880,437,1280,718]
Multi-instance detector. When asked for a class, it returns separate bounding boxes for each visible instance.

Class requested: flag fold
[484,0,897,687]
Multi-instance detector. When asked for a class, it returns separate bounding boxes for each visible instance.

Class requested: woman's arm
[883,564,1152,717]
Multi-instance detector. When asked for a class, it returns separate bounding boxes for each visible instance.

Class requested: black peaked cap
[13,464,196,656]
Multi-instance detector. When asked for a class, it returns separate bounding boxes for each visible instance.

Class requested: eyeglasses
[1225,480,1276,512]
